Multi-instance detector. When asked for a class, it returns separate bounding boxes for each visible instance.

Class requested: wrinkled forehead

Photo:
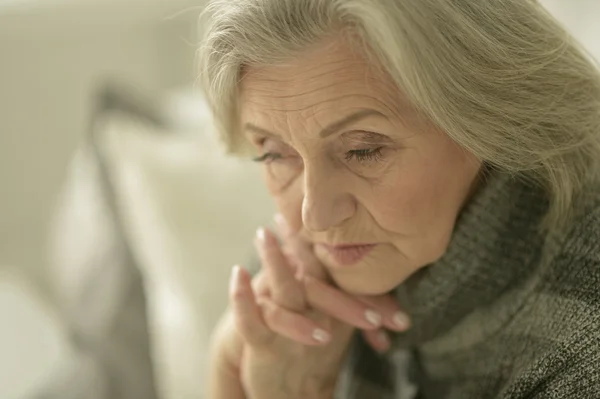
[239,37,404,117]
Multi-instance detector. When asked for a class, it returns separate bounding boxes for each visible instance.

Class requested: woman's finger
[273,214,298,273]
[357,295,411,332]
[362,329,391,354]
[303,275,383,330]
[252,270,270,297]
[274,213,293,240]
[274,214,328,281]
[259,296,331,346]
[229,265,273,348]
[255,227,305,311]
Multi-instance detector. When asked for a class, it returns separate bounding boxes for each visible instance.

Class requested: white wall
[541,0,600,58]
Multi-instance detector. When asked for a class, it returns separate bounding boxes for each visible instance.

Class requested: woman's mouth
[315,243,377,267]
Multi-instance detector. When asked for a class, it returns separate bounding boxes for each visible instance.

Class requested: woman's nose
[301,166,356,232]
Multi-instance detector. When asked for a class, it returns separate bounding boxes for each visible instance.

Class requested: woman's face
[240,37,481,295]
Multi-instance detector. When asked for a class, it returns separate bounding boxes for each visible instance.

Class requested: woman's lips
[315,243,377,267]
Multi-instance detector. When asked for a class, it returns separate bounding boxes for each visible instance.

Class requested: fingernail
[365,310,382,327]
[229,265,241,294]
[393,312,411,330]
[256,227,266,243]
[312,328,331,344]
[377,331,391,352]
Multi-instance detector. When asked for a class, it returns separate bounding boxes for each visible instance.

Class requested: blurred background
[0,1,599,399]
[1,0,202,298]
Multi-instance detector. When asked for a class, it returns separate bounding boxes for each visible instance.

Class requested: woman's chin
[328,269,404,296]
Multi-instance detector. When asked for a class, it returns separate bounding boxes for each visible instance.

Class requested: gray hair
[197,0,600,229]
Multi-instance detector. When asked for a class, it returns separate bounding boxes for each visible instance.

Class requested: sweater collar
[393,169,550,346]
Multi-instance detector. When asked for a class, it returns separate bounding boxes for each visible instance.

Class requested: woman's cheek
[367,169,427,234]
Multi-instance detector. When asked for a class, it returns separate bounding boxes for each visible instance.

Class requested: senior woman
[199,0,600,398]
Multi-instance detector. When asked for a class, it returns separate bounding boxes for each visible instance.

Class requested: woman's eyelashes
[252,137,292,163]
[253,148,386,165]
[345,147,384,164]
[253,152,283,163]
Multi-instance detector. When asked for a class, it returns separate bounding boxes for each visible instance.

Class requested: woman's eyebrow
[319,109,388,138]
[244,108,388,139]
[244,123,280,139]
[344,130,393,144]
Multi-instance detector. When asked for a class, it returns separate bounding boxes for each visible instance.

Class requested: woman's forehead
[239,38,401,111]
[239,78,418,143]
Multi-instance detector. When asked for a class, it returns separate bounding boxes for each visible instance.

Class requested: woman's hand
[233,261,351,398]
[239,226,411,398]
[207,218,410,399]
[209,262,346,399]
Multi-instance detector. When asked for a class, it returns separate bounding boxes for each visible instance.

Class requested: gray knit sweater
[336,169,600,398]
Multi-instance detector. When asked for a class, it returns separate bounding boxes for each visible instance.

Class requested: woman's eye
[345,147,384,163]
[253,152,283,163]
[253,149,303,188]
